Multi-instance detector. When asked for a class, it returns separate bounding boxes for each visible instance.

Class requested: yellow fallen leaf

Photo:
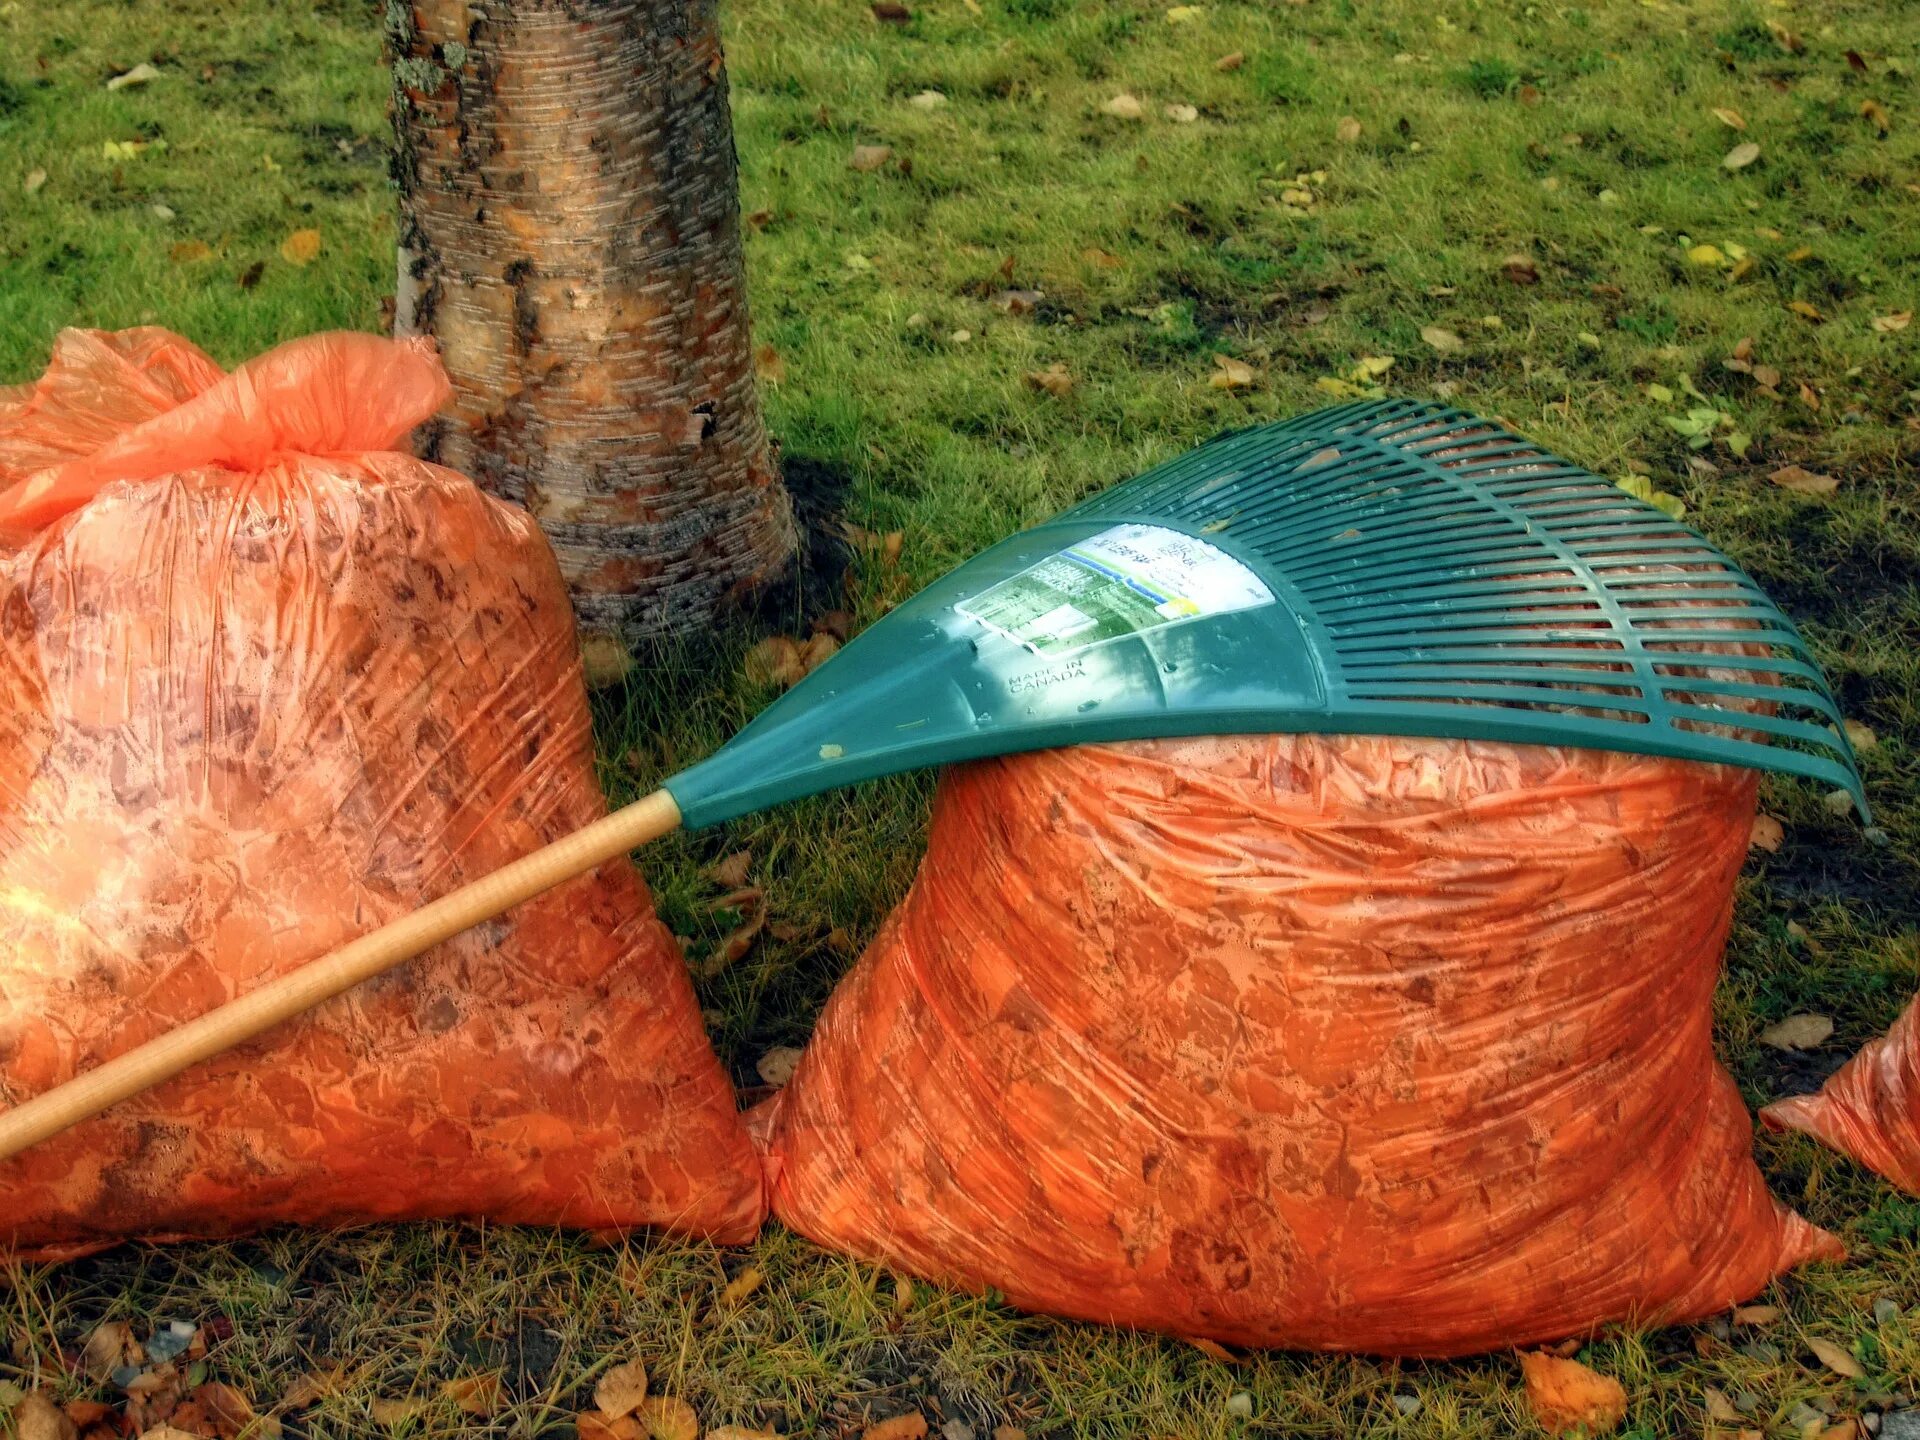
[23,167,48,194]
[1770,464,1839,496]
[755,1045,804,1087]
[1519,1352,1628,1436]
[1164,103,1199,123]
[1749,813,1785,852]
[1722,141,1761,170]
[1335,115,1362,142]
[13,1393,75,1440]
[707,1429,781,1440]
[169,240,214,264]
[1688,243,1727,267]
[1082,246,1123,268]
[1712,107,1746,130]
[753,344,786,384]
[1209,354,1256,390]
[1188,1337,1242,1364]
[1732,1304,1781,1327]
[745,636,807,688]
[1872,311,1912,333]
[106,62,161,91]
[370,1398,426,1428]
[1806,1336,1865,1380]
[281,1369,348,1410]
[1164,4,1203,21]
[442,1374,503,1418]
[1421,325,1464,354]
[1860,99,1891,135]
[862,1418,928,1440]
[1787,300,1824,321]
[1785,245,1815,262]
[719,1265,765,1306]
[1024,363,1074,397]
[1704,1387,1741,1423]
[849,144,892,172]
[280,228,322,265]
[595,1359,650,1419]
[637,1396,699,1440]
[1351,354,1395,380]
[1760,1014,1834,1051]
[1844,719,1877,752]
[1102,93,1144,120]
[1214,50,1244,71]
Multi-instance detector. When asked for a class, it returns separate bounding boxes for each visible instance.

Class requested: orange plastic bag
[757,734,1840,1355]
[0,328,763,1257]
[1764,1001,1920,1193]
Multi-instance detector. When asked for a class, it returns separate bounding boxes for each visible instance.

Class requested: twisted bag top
[0,328,764,1256]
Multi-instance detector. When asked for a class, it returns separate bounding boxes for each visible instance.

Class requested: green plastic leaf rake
[0,399,1868,1161]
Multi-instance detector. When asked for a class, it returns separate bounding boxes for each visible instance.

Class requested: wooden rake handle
[0,788,685,1164]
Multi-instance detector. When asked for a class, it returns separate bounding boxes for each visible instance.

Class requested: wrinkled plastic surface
[758,733,1840,1355]
[1765,1000,1920,1194]
[0,328,764,1258]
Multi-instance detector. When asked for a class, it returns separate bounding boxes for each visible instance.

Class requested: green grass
[3,0,1920,1435]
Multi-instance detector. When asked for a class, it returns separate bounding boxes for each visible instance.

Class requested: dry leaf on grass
[24,167,48,194]
[170,240,214,264]
[1209,354,1256,389]
[1760,1014,1834,1051]
[1723,142,1761,170]
[753,345,786,384]
[1732,1304,1782,1327]
[280,229,322,265]
[1420,325,1464,354]
[1872,311,1912,333]
[369,1398,425,1428]
[1024,364,1074,397]
[1502,253,1540,285]
[1749,813,1785,853]
[442,1374,503,1418]
[281,1370,346,1410]
[1335,115,1362,142]
[1806,1336,1865,1379]
[638,1396,699,1440]
[1844,719,1878,751]
[708,1429,781,1440]
[1519,1352,1628,1436]
[756,1046,804,1087]
[1187,1337,1242,1363]
[906,90,946,109]
[871,1,910,21]
[745,637,809,688]
[196,1382,271,1440]
[13,1393,76,1440]
[719,1266,765,1306]
[596,1359,650,1420]
[1703,1386,1741,1423]
[850,145,893,172]
[1101,93,1144,120]
[1214,50,1244,71]
[863,1417,929,1440]
[1712,107,1746,130]
[1787,300,1825,322]
[1770,465,1839,496]
[580,1414,644,1440]
[106,62,162,91]
[1165,103,1199,123]
[1859,100,1891,135]
[80,1321,140,1379]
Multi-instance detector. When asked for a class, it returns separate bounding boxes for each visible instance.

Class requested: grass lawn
[3,0,1919,1435]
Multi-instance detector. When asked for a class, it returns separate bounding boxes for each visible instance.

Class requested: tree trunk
[387,0,794,668]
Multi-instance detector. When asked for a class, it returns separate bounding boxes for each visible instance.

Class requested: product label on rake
[956,523,1274,656]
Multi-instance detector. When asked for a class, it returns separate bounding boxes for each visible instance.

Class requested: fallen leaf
[442,1374,502,1418]
[863,1418,928,1440]
[1519,1352,1628,1436]
[707,1429,781,1440]
[1688,243,1728,267]
[893,1273,915,1311]
[753,344,785,384]
[1024,363,1074,397]
[196,1382,271,1440]
[1787,300,1824,321]
[1214,51,1244,71]
[369,1399,425,1429]
[1749,813,1785,853]
[992,288,1042,315]
[1806,1337,1865,1380]
[1188,1338,1242,1364]
[1164,103,1199,123]
[1420,325,1464,354]
[1704,1387,1741,1423]
[1335,115,1362,142]
[1209,354,1256,390]
[170,239,214,264]
[1102,93,1144,120]
[1770,464,1839,496]
[106,61,161,90]
[746,209,773,229]
[1761,1014,1835,1051]
[1752,363,1782,390]
[800,632,838,672]
[23,167,47,194]
[62,1402,113,1429]
[596,1359,650,1420]
[81,1321,140,1379]
[1712,106,1747,130]
[906,89,946,109]
[871,1,910,21]
[1844,719,1877,751]
[279,229,322,265]
[1081,246,1122,268]
[1165,4,1203,21]
[638,1396,699,1440]
[281,1370,346,1410]
[1859,100,1890,135]
[1872,311,1912,333]
[1785,245,1815,262]
[1502,253,1540,285]
[719,1266,765,1306]
[756,1046,804,1087]
[707,851,752,888]
[14,1392,76,1440]
[1767,20,1802,54]
[579,1415,644,1440]
[1732,1304,1782,1327]
[745,637,807,688]
[1824,788,1856,817]
[1723,141,1762,170]
[1846,49,1869,73]
[850,144,893,172]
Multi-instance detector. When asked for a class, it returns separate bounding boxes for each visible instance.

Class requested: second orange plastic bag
[758,733,1840,1355]
[0,328,764,1257]
[1765,1001,1920,1195]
